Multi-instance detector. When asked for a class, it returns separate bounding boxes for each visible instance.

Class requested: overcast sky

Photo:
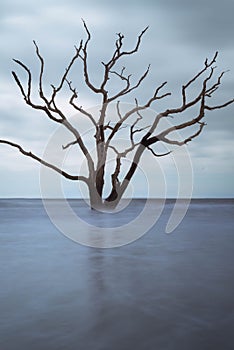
[0,0,234,198]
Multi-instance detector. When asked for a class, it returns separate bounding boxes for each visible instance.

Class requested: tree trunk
[89,143,146,211]
[95,165,105,198]
[88,183,103,210]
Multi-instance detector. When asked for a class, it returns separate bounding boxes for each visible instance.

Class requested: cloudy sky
[0,0,234,198]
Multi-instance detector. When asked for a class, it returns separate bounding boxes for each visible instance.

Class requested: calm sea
[0,199,234,350]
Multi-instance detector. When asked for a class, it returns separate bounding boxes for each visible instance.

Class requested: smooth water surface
[0,199,234,350]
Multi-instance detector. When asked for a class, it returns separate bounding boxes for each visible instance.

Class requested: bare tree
[1,21,234,209]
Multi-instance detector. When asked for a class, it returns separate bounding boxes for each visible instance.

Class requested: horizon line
[0,197,233,200]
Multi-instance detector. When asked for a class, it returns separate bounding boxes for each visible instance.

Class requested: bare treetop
[1,21,233,209]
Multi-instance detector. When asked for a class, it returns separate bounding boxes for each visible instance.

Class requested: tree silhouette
[1,21,233,209]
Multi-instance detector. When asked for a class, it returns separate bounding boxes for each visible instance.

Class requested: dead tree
[1,21,233,209]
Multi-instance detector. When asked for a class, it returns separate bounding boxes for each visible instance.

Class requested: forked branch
[3,24,234,208]
[106,81,171,145]
[142,52,234,148]
[79,19,103,95]
[108,64,151,102]
[0,140,88,182]
[66,79,97,127]
[12,43,95,172]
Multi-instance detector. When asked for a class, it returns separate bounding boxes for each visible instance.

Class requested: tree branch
[12,59,32,99]
[0,140,88,182]
[108,64,151,102]
[180,52,218,108]
[109,141,140,158]
[50,40,83,103]
[99,26,149,96]
[106,81,170,145]
[159,122,206,146]
[12,49,64,123]
[33,41,67,120]
[146,145,171,157]
[62,139,78,150]
[149,84,207,146]
[12,43,95,172]
[205,98,234,110]
[205,70,228,97]
[80,19,104,95]
[12,68,63,123]
[66,79,97,127]
[33,41,48,104]
[107,26,149,67]
[140,52,234,149]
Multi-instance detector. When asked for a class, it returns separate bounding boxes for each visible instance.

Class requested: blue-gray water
[0,199,234,350]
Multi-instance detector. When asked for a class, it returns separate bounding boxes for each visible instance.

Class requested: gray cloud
[0,0,233,197]
[154,0,234,46]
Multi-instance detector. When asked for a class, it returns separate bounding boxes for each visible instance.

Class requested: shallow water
[0,199,234,350]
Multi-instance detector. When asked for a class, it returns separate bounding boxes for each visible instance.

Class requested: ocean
[0,199,234,350]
